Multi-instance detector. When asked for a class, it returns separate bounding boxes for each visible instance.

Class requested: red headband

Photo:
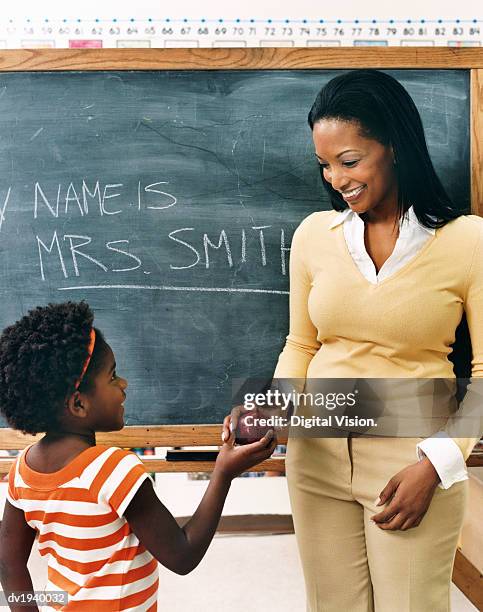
[74,328,96,390]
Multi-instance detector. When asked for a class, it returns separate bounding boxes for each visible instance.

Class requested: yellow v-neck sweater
[274,211,483,459]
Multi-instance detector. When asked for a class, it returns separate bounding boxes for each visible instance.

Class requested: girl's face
[312,119,398,217]
[84,345,127,431]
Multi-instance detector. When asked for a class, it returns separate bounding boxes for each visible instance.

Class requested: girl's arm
[124,427,276,575]
[0,500,38,612]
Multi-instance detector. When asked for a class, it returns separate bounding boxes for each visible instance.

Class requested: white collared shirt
[329,205,435,283]
[330,206,467,489]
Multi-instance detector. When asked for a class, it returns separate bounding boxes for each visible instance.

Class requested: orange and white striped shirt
[7,445,158,611]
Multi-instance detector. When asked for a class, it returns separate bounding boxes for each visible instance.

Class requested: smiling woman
[313,120,397,215]
[307,70,460,227]
[273,69,483,611]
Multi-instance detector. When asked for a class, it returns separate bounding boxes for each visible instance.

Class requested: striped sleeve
[6,457,22,509]
[93,449,151,517]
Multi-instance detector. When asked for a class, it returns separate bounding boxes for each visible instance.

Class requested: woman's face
[312,119,398,217]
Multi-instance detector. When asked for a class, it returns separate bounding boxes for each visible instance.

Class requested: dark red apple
[235,410,271,445]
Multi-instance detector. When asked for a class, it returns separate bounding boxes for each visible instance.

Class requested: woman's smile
[341,184,366,204]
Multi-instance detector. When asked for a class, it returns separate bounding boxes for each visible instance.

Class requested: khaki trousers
[286,435,468,612]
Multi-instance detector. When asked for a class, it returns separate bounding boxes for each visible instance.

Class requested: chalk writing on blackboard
[2,179,291,291]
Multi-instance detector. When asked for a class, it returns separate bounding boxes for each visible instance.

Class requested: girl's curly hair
[0,301,106,434]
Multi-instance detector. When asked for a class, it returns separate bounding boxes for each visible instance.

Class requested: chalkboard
[0,69,471,425]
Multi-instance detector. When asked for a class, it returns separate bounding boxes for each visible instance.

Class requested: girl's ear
[66,391,89,419]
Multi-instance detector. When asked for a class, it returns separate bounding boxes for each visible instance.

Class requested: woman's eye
[318,161,358,169]
[111,371,118,381]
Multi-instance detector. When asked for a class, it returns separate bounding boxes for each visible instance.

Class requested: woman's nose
[120,377,128,390]
[328,167,349,192]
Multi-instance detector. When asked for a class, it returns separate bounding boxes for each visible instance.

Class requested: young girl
[0,301,276,611]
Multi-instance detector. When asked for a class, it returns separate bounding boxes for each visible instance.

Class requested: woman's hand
[221,404,246,442]
[215,414,277,480]
[371,457,441,531]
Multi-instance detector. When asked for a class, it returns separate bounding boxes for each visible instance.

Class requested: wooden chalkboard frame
[0,48,482,473]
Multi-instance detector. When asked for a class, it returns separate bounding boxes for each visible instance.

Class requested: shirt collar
[328,208,352,229]
[329,206,435,235]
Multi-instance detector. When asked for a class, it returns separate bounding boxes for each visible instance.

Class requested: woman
[273,70,482,611]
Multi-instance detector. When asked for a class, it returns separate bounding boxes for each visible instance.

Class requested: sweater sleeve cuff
[416,432,468,490]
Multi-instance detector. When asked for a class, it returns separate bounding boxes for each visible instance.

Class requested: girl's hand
[371,458,440,531]
[215,414,278,480]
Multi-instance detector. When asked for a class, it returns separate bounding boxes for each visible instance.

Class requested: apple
[235,410,271,445]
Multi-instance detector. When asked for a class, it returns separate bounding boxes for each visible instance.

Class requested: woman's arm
[124,429,277,575]
[415,223,483,488]
[274,215,321,381]
[0,500,38,612]
[442,223,483,459]
[372,222,483,529]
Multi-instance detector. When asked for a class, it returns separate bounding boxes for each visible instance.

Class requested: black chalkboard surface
[0,69,470,425]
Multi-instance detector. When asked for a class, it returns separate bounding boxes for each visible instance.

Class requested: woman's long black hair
[308,69,462,228]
